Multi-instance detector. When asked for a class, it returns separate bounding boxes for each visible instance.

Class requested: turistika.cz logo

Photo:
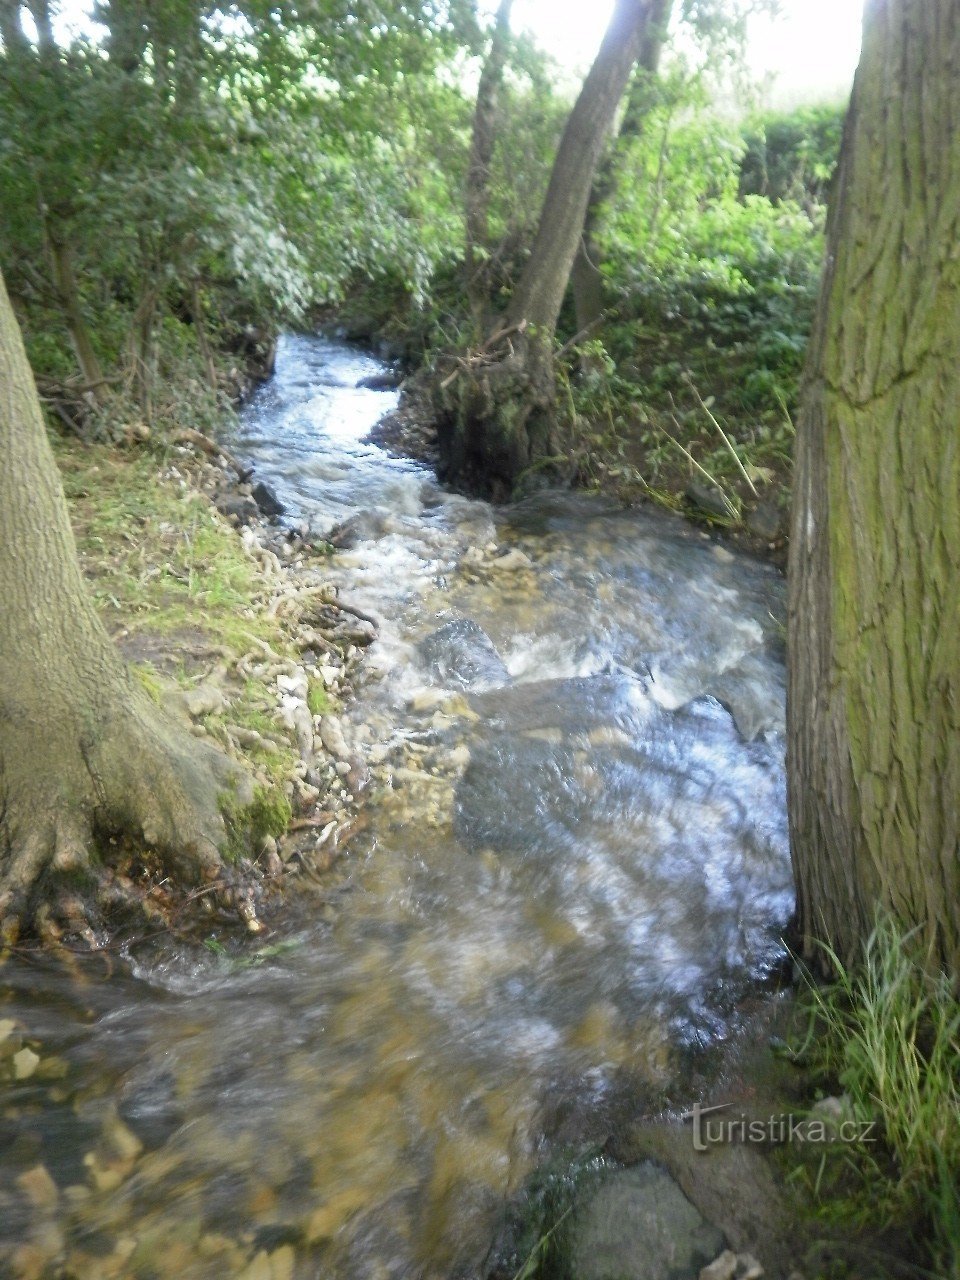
[683,1102,878,1152]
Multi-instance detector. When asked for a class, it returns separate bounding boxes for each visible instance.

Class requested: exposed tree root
[0,692,264,949]
[431,333,567,499]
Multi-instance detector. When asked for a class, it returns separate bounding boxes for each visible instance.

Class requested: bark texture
[438,0,654,496]
[787,0,960,975]
[0,270,253,944]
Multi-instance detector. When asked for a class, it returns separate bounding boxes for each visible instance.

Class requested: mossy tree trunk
[0,269,255,945]
[436,0,654,497]
[788,0,960,976]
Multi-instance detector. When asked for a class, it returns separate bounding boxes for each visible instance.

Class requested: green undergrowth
[56,439,282,647]
[56,433,304,843]
[787,918,960,1277]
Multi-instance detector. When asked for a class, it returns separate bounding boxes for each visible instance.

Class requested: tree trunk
[105,0,148,72]
[0,0,28,53]
[464,0,513,335]
[787,0,960,976]
[46,230,109,405]
[570,0,672,345]
[130,282,158,421]
[0,268,256,945]
[437,0,655,496]
[24,0,53,53]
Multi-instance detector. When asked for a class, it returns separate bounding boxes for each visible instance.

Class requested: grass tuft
[794,916,960,1274]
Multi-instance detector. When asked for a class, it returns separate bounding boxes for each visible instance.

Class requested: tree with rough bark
[435,0,657,497]
[787,0,960,976]
[0,269,259,945]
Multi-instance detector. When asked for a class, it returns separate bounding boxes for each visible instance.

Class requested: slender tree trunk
[105,0,148,72]
[192,279,219,391]
[787,0,960,976]
[24,0,53,52]
[0,0,28,53]
[0,268,256,945]
[438,0,655,496]
[130,283,158,421]
[464,0,514,335]
[46,230,108,404]
[504,0,652,338]
[570,0,672,343]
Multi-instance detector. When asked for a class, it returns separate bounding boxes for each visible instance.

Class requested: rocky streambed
[0,335,805,1280]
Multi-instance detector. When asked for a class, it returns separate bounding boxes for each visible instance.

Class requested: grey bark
[787,0,960,976]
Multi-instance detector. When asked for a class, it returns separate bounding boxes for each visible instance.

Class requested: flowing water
[1,336,794,1279]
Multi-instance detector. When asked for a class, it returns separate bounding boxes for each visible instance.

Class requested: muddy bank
[365,369,790,568]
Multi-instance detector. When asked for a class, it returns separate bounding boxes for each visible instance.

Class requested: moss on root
[220,783,292,866]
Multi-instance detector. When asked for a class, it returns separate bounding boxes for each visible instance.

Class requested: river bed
[0,335,794,1279]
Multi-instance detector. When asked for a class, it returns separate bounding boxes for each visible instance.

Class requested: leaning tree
[435,0,658,498]
[788,0,960,974]
[0,269,258,944]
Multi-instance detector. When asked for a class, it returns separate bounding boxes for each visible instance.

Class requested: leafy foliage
[0,0,476,425]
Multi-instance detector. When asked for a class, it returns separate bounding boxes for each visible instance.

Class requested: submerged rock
[565,1163,725,1280]
[417,619,510,691]
[327,509,391,548]
[252,480,285,519]
[686,482,734,520]
[356,371,402,391]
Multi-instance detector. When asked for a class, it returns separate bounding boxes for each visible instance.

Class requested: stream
[1,335,794,1279]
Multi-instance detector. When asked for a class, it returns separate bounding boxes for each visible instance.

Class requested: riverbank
[40,426,376,945]
[360,357,791,569]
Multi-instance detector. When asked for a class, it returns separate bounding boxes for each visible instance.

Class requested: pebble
[103,1112,143,1161]
[318,714,352,762]
[0,1017,18,1045]
[12,1047,40,1079]
[408,687,449,713]
[240,1250,273,1280]
[491,548,533,571]
[177,683,228,718]
[16,1164,59,1211]
[700,1252,738,1280]
[700,1253,765,1280]
[277,671,309,700]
